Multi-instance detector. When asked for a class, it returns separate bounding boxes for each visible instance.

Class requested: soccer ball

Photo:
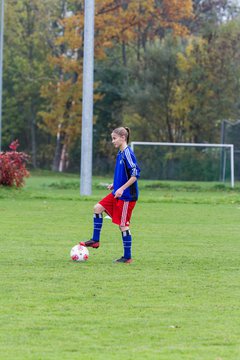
[70,244,89,262]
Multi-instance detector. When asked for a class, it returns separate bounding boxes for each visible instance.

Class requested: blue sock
[92,213,103,241]
[122,230,132,259]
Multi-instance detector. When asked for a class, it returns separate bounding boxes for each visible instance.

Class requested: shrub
[0,140,30,187]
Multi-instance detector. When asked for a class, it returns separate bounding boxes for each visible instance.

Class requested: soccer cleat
[80,240,100,248]
[114,256,133,264]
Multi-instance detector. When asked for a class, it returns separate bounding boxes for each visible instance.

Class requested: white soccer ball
[70,244,89,262]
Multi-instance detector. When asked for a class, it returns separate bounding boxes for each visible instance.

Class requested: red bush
[0,140,30,187]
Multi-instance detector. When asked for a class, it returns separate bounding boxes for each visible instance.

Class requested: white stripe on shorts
[121,201,129,227]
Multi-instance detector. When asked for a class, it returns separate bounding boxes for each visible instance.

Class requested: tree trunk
[52,124,63,171]
[122,40,127,66]
[59,143,68,172]
[30,105,37,168]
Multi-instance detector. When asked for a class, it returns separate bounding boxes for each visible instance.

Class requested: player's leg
[91,203,105,242]
[80,203,104,248]
[81,193,114,248]
[115,225,133,263]
[113,201,136,263]
[92,203,105,241]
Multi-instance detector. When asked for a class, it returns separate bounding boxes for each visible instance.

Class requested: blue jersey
[112,146,140,201]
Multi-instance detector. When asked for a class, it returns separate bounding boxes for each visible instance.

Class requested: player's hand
[107,183,113,190]
[114,187,124,198]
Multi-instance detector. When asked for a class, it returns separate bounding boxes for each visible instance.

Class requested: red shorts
[99,193,136,227]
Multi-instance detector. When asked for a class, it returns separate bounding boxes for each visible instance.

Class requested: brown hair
[112,127,131,144]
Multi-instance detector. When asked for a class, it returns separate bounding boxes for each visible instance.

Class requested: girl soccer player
[81,127,140,263]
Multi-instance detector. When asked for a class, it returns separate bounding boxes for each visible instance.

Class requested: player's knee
[93,203,104,214]
[119,225,129,232]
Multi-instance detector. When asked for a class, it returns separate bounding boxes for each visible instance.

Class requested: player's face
[111,133,126,150]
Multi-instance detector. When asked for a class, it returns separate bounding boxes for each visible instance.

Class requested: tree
[123,36,184,143]
[173,37,217,143]
[3,0,63,167]
[173,18,240,143]
[93,56,128,174]
[190,0,240,36]
[39,0,193,171]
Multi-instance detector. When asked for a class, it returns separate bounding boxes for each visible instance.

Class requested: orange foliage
[40,0,193,156]
[161,0,193,36]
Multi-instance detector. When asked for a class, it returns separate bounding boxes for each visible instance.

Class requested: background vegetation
[2,0,240,177]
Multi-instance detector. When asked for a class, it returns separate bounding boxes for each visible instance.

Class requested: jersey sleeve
[123,147,141,179]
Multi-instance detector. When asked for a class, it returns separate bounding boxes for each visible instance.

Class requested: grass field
[1,172,240,360]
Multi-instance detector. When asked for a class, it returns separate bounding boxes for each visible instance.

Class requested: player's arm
[114,176,137,198]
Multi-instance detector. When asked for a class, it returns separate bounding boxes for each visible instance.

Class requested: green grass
[1,172,240,359]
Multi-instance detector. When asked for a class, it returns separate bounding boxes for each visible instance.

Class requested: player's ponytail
[124,127,130,144]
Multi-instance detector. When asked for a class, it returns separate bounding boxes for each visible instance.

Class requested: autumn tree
[3,0,65,167]
[39,0,193,171]
[173,18,240,144]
